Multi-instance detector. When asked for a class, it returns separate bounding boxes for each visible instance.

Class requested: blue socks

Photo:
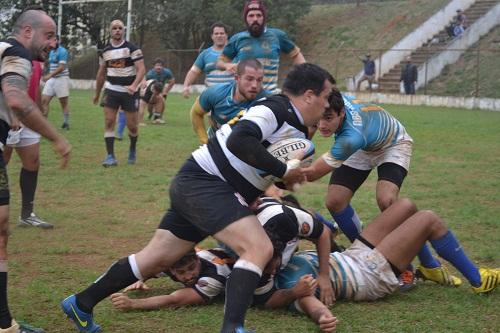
[417,244,440,269]
[431,231,481,287]
[117,111,126,138]
[332,204,362,242]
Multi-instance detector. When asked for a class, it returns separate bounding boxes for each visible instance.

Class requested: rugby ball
[267,137,315,167]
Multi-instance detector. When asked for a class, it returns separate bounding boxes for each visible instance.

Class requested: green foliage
[5,90,500,332]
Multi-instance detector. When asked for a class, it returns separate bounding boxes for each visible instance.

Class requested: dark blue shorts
[158,157,254,243]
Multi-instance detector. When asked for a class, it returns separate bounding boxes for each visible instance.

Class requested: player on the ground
[304,89,452,287]
[217,0,305,94]
[110,248,233,310]
[190,58,265,144]
[41,35,71,130]
[0,7,71,333]
[276,198,499,309]
[183,22,234,98]
[61,63,334,333]
[93,19,145,167]
[3,60,54,229]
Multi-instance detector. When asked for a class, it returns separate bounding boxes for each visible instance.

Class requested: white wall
[351,0,476,90]
[417,2,500,88]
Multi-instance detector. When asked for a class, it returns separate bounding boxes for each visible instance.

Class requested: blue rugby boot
[102,154,117,167]
[61,295,101,332]
[127,150,136,165]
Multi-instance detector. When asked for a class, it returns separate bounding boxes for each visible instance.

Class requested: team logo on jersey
[300,222,310,235]
[108,59,126,68]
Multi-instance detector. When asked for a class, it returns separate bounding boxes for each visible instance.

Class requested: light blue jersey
[199,81,266,136]
[324,94,412,168]
[276,251,359,302]
[194,46,234,86]
[221,27,300,94]
[48,46,69,77]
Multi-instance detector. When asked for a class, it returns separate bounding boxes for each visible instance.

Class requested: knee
[325,195,347,214]
[376,192,400,211]
[397,198,417,214]
[419,210,446,232]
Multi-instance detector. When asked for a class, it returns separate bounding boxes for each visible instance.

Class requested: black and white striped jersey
[100,40,143,93]
[0,38,32,126]
[192,95,309,204]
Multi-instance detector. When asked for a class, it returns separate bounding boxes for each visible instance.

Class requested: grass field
[6,90,499,332]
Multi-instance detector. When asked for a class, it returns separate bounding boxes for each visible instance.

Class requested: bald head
[12,9,53,35]
[110,19,125,30]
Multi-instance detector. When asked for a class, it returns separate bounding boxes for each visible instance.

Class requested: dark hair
[283,63,335,96]
[152,81,163,93]
[210,22,228,34]
[325,88,344,116]
[153,58,164,66]
[170,250,198,270]
[266,230,286,259]
[236,58,262,76]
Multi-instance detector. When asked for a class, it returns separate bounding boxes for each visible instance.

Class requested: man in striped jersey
[92,19,145,167]
[61,63,333,333]
[217,0,306,94]
[110,248,233,311]
[1,7,71,333]
[41,35,71,130]
[276,198,499,304]
[182,22,234,98]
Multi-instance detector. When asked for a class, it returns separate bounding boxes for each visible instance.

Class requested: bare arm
[110,288,205,311]
[182,66,202,98]
[298,296,337,333]
[291,51,306,65]
[2,75,70,167]
[42,62,65,81]
[216,55,237,73]
[313,227,335,306]
[264,275,317,309]
[190,98,208,144]
[304,156,335,182]
[126,59,146,95]
[93,63,106,105]
[162,78,175,96]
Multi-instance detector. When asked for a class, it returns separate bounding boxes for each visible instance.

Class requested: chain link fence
[67,46,500,99]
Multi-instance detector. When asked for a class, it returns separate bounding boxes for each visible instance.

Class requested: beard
[247,22,264,37]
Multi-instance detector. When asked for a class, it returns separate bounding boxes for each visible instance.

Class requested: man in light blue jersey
[41,35,71,129]
[190,58,265,144]
[183,22,234,98]
[305,89,462,288]
[277,198,499,308]
[217,0,305,94]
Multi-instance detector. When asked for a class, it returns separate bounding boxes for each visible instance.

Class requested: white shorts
[341,240,399,301]
[6,127,41,148]
[42,76,70,98]
[343,139,413,171]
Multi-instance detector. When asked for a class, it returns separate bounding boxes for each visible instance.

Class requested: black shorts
[0,120,10,206]
[158,157,254,242]
[103,88,139,112]
[330,162,408,193]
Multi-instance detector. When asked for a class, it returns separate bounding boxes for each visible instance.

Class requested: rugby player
[304,89,456,288]
[141,58,174,124]
[110,248,233,310]
[92,19,145,167]
[61,63,334,333]
[217,0,305,94]
[190,58,265,144]
[277,199,499,309]
[0,7,71,332]
[183,22,234,98]
[41,35,71,130]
